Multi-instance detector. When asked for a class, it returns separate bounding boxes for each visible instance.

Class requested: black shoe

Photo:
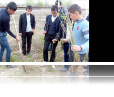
[6,65,15,68]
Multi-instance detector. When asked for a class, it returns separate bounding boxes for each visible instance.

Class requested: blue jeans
[63,43,69,62]
[0,32,12,62]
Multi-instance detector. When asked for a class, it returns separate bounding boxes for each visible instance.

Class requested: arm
[43,16,48,34]
[44,15,48,31]
[4,17,16,38]
[80,24,89,51]
[72,23,89,52]
[19,15,22,33]
[32,15,36,30]
[55,21,62,41]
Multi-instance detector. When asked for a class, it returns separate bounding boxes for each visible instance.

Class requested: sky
[0,0,89,9]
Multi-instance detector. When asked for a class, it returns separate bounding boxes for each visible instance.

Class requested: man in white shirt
[43,5,61,62]
[19,6,35,56]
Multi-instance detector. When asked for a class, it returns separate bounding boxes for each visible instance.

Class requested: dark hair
[26,6,32,10]
[55,0,62,5]
[6,2,17,11]
[51,5,58,12]
[68,4,82,14]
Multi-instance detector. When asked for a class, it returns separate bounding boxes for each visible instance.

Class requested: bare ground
[0,65,89,83]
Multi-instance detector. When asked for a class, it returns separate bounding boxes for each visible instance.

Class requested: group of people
[0,0,89,75]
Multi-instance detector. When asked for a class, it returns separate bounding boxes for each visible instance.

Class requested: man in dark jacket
[43,5,62,62]
[0,2,20,68]
[19,6,35,56]
[55,0,71,71]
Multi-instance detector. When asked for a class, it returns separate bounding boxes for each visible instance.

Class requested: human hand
[61,38,68,43]
[31,29,34,32]
[72,45,82,52]
[16,37,20,43]
[52,39,57,43]
[43,31,47,34]
[19,33,22,36]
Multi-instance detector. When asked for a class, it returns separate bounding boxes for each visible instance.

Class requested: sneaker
[6,65,15,68]
[27,52,32,56]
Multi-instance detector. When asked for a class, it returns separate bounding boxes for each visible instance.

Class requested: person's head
[68,4,82,21]
[51,5,58,17]
[26,6,32,15]
[6,2,17,15]
[55,0,62,9]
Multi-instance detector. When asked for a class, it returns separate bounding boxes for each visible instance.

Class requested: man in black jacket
[43,5,62,62]
[0,2,19,68]
[19,6,35,56]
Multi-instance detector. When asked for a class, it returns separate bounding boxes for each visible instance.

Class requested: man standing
[0,2,20,68]
[68,4,89,62]
[19,6,35,56]
[43,5,61,62]
[55,0,71,71]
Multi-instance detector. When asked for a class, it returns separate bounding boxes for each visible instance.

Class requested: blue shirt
[0,8,16,38]
[67,18,89,54]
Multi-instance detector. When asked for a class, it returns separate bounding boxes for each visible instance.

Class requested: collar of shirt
[51,15,57,22]
[76,18,85,23]
[26,14,30,17]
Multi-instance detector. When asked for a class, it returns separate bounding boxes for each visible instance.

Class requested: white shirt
[26,14,32,32]
[51,16,57,22]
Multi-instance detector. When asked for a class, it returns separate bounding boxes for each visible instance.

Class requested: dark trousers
[63,43,69,62]
[43,34,58,62]
[22,32,32,55]
[69,49,86,62]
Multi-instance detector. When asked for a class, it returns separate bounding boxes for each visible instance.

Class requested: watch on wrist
[80,46,82,50]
